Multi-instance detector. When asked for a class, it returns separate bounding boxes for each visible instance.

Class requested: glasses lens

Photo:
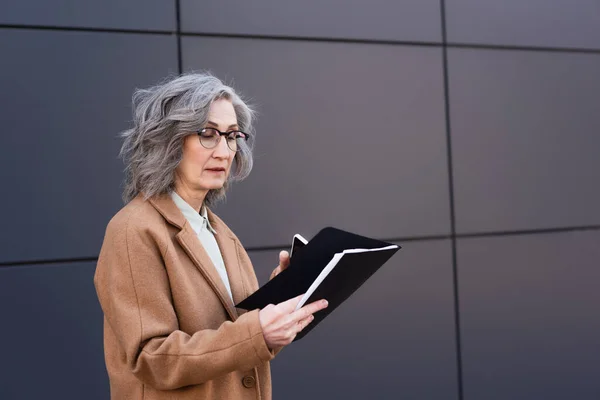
[199,128,219,148]
[227,131,248,152]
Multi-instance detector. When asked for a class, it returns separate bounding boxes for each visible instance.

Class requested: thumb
[279,250,290,267]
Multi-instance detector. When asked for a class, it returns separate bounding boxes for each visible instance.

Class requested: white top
[170,191,233,301]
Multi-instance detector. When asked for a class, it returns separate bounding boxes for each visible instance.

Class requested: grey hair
[119,72,255,206]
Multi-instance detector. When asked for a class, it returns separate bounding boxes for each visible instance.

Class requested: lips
[206,167,226,172]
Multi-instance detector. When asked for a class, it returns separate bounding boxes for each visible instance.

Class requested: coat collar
[147,193,249,321]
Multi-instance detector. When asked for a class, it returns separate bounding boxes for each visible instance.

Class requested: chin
[202,179,226,190]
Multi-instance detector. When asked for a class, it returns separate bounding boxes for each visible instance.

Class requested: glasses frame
[196,127,250,152]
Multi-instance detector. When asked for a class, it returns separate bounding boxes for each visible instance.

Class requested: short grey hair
[119,72,255,206]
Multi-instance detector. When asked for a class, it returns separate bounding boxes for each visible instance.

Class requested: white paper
[294,244,398,311]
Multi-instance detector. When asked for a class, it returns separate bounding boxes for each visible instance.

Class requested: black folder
[236,227,401,341]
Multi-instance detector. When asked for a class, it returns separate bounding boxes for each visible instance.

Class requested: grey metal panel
[0,29,178,263]
[183,37,450,247]
[0,262,108,399]
[445,0,600,49]
[0,0,176,31]
[181,0,441,43]
[449,48,600,233]
[248,239,458,399]
[457,231,600,400]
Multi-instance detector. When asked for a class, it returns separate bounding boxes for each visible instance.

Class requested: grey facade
[1,1,599,399]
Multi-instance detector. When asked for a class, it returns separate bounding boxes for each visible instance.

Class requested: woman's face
[175,98,237,197]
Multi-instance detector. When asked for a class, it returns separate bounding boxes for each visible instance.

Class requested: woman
[94,73,328,400]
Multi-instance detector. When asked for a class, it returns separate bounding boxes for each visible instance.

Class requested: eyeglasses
[196,128,250,152]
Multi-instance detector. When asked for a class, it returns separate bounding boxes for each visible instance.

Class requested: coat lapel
[148,194,242,321]
[207,210,250,311]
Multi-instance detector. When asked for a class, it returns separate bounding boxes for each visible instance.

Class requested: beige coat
[94,193,276,399]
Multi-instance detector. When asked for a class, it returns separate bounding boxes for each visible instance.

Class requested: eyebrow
[207,120,239,130]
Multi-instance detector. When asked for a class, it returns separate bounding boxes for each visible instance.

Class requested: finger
[287,327,297,341]
[297,315,314,332]
[292,299,328,322]
[270,266,281,280]
[279,251,290,269]
[277,294,305,313]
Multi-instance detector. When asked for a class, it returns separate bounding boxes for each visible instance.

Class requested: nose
[212,135,231,159]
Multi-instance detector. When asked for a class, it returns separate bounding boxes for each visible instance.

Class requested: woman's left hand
[269,251,290,280]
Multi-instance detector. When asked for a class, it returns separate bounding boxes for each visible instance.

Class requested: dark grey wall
[1,1,599,399]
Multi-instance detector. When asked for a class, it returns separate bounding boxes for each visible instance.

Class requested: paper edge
[294,244,398,311]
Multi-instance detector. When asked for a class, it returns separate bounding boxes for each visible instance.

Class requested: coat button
[242,375,256,388]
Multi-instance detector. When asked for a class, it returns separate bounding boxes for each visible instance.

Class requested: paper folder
[236,227,401,341]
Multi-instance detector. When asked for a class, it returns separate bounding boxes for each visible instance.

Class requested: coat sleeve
[234,240,285,357]
[93,212,274,391]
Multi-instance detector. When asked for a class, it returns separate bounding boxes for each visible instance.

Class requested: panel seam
[174,0,183,74]
[440,0,464,399]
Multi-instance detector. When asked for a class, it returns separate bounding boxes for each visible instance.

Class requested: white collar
[170,191,217,235]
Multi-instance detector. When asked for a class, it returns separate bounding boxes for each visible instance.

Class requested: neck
[173,185,207,213]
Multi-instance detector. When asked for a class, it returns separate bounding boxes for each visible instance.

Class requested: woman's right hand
[259,295,328,350]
